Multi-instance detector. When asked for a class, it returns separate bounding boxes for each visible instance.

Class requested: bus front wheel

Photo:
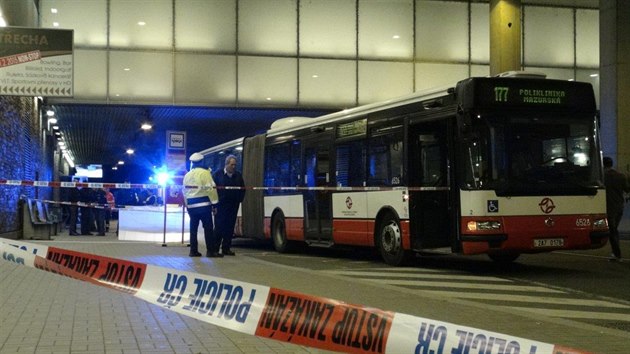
[272,213,291,253]
[377,213,411,266]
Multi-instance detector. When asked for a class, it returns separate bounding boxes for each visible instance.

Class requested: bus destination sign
[494,86,566,105]
[337,118,367,138]
[466,78,596,111]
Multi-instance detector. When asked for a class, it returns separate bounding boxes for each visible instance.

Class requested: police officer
[183,152,222,258]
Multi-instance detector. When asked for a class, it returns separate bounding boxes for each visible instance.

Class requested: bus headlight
[593,218,608,230]
[467,220,502,231]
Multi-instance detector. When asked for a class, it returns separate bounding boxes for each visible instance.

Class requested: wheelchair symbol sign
[487,200,499,213]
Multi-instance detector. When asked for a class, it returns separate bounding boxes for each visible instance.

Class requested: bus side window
[417,134,445,187]
[265,143,291,194]
[367,133,403,186]
[336,141,366,187]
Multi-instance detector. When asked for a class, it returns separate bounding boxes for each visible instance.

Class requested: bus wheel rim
[381,221,401,254]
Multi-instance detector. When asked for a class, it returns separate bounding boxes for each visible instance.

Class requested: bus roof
[266,84,452,137]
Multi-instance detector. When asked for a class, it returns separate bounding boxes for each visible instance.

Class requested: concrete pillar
[0,0,38,27]
[489,0,522,76]
[600,0,630,174]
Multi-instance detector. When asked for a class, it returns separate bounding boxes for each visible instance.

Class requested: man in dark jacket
[67,187,80,235]
[604,156,630,261]
[213,155,245,256]
[79,187,95,235]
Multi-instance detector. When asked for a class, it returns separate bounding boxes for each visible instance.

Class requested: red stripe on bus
[460,214,608,255]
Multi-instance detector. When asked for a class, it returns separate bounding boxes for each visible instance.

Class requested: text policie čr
[415,322,539,354]
[157,273,256,324]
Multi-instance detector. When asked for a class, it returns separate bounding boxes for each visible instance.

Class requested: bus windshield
[463,112,603,195]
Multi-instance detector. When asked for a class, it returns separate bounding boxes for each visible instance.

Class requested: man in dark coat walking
[604,156,630,261]
[213,155,245,256]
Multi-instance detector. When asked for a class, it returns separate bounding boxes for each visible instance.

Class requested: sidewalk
[2,221,630,353]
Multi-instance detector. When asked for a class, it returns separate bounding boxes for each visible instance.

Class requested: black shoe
[222,250,236,256]
[189,251,202,257]
[206,252,224,258]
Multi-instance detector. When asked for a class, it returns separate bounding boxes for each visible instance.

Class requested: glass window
[299,0,355,57]
[110,0,173,49]
[109,51,173,102]
[265,141,301,194]
[238,56,297,105]
[415,63,469,91]
[576,9,599,67]
[175,0,236,52]
[464,113,602,194]
[417,134,444,187]
[576,69,600,108]
[336,141,366,187]
[367,132,403,186]
[41,0,107,47]
[358,0,413,59]
[416,1,468,62]
[471,3,490,63]
[300,59,356,107]
[73,49,107,100]
[524,6,574,67]
[239,0,297,55]
[358,61,413,104]
[175,54,236,104]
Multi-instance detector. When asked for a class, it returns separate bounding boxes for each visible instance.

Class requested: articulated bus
[199,72,609,266]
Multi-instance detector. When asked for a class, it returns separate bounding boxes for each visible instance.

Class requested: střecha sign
[0,27,73,97]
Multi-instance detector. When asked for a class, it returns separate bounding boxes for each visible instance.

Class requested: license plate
[533,238,564,248]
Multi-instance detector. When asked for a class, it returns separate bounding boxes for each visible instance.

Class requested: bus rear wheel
[377,213,411,266]
[272,213,292,253]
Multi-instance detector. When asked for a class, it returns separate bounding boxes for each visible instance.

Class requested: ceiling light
[266,97,272,101]
[54,131,61,136]
[51,8,58,13]
[141,123,152,130]
[124,68,130,71]
[112,166,118,170]
[46,110,55,116]
[53,22,59,27]
[118,161,125,165]
[58,141,65,146]
[590,73,598,77]
[392,35,400,39]
[0,15,6,27]
[311,74,319,78]
[52,125,59,130]
[138,21,146,26]
[126,148,134,154]
[48,118,58,124]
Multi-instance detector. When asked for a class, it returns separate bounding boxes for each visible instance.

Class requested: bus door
[408,121,451,249]
[303,138,333,244]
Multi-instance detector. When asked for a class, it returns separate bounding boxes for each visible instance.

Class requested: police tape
[0,178,448,192]
[0,240,589,354]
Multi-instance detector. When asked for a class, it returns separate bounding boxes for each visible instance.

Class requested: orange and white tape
[0,178,448,192]
[0,240,590,354]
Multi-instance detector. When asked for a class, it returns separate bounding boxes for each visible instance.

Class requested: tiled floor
[0,224,325,354]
